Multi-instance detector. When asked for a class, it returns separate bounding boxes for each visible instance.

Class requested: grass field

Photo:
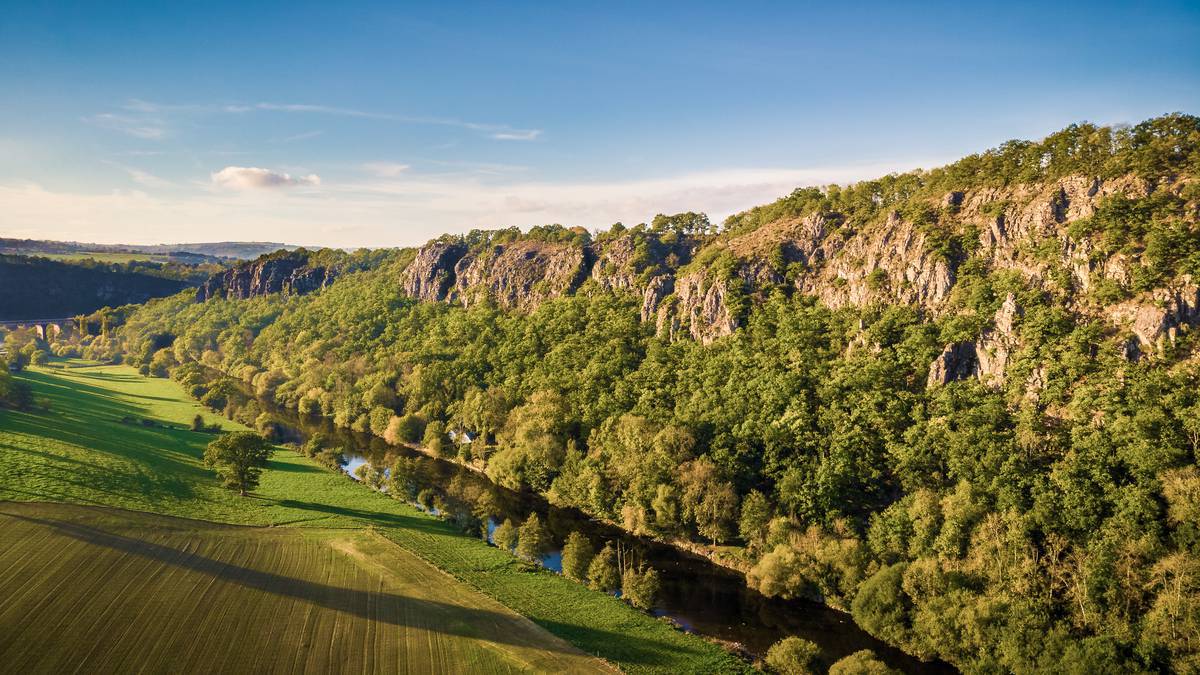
[0,502,602,674]
[0,362,747,674]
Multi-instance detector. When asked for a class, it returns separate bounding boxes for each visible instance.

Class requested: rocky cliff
[398,116,1200,385]
[197,250,338,301]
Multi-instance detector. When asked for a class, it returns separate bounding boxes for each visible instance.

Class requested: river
[275,411,950,673]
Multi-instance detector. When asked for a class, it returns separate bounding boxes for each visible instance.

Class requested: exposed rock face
[928,342,978,388]
[641,275,674,322]
[197,252,336,301]
[398,172,1193,392]
[1106,279,1200,357]
[452,241,593,311]
[803,211,955,311]
[975,293,1022,386]
[402,241,466,303]
[674,272,738,344]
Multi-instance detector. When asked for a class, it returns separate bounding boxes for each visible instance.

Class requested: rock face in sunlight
[402,240,466,303]
[196,250,338,301]
[399,168,1200,380]
[452,240,593,311]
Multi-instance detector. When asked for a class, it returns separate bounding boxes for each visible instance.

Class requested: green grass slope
[0,362,747,674]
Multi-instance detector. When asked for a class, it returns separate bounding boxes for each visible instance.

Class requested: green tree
[739,489,773,550]
[764,636,821,675]
[851,563,915,651]
[622,565,661,610]
[422,419,452,457]
[202,431,274,496]
[587,543,621,593]
[191,414,205,432]
[561,531,594,583]
[492,518,518,552]
[516,513,550,563]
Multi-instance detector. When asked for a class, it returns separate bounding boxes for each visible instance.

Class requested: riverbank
[0,363,750,674]
[275,396,946,672]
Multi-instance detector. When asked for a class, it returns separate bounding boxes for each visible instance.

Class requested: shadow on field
[1,509,685,661]
[5,370,209,502]
[270,498,449,534]
[2,509,690,665]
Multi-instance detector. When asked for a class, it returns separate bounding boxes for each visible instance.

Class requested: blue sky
[1,1,1197,247]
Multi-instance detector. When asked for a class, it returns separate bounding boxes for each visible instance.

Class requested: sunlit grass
[0,363,747,673]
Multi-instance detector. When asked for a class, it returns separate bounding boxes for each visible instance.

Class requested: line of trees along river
[267,401,945,673]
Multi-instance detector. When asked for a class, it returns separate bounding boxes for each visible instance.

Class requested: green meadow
[0,363,747,674]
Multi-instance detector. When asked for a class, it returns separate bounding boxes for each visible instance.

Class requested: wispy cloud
[226,101,543,141]
[361,162,411,177]
[490,129,542,141]
[278,130,324,143]
[211,166,321,190]
[86,113,167,140]
[103,161,172,188]
[95,98,543,143]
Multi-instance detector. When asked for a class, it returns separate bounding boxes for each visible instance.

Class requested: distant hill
[0,255,192,320]
[0,239,294,261]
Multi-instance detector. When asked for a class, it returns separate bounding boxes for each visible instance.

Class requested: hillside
[120,114,1200,673]
[0,254,194,320]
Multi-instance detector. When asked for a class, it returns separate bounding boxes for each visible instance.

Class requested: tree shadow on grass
[0,508,685,662]
[269,498,449,535]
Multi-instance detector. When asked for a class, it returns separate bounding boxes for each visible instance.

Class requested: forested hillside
[121,114,1200,673]
[0,255,194,320]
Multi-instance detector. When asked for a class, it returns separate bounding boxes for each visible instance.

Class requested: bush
[191,414,205,432]
[0,371,32,409]
[764,636,821,675]
[587,543,621,593]
[828,649,900,675]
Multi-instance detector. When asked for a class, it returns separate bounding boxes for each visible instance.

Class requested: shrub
[828,649,900,675]
[621,565,661,610]
[764,636,821,675]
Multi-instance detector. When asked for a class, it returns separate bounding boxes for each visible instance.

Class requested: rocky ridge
[196,251,339,301]
[399,173,1196,384]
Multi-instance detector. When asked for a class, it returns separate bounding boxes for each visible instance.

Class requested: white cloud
[211,166,321,190]
[361,162,411,177]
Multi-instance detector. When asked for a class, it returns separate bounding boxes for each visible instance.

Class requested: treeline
[722,113,1199,237]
